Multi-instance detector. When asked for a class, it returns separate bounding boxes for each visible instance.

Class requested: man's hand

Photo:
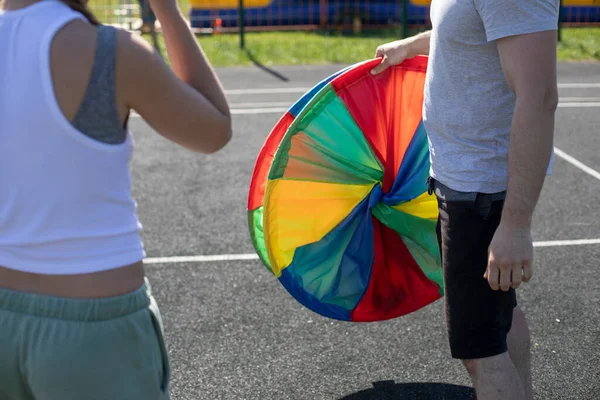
[485,222,534,291]
[371,31,431,75]
[371,40,412,75]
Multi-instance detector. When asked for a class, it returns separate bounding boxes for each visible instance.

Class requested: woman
[0,0,231,398]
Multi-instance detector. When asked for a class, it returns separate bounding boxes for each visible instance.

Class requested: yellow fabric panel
[409,0,599,5]
[563,0,599,5]
[392,192,438,220]
[189,0,271,9]
[410,0,432,5]
[264,179,375,276]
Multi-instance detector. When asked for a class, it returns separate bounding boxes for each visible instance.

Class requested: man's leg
[461,307,532,400]
[435,181,528,400]
[463,352,524,399]
[507,306,533,400]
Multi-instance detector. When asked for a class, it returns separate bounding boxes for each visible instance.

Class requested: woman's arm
[118,1,232,153]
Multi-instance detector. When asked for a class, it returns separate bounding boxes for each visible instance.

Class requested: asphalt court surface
[128,62,600,399]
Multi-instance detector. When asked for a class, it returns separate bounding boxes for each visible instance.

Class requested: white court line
[225,87,310,95]
[230,100,600,113]
[145,239,600,264]
[129,102,600,119]
[223,83,600,95]
[228,98,595,107]
[554,147,600,181]
[130,101,600,119]
[232,101,600,113]
[231,107,290,115]
[227,101,293,108]
[557,102,600,108]
[144,254,259,264]
[557,83,600,89]
[560,97,600,102]
[225,101,600,114]
[129,94,600,119]
[533,239,600,248]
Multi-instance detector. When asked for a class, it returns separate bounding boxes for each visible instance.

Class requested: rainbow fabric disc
[248,65,353,271]
[249,56,443,322]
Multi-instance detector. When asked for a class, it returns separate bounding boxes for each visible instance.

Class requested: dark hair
[60,0,100,25]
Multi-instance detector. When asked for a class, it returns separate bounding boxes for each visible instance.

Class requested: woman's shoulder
[53,20,156,62]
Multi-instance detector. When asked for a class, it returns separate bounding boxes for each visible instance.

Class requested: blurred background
[87,0,600,67]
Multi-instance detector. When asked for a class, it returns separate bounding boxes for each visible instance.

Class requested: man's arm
[408,30,432,57]
[371,31,431,75]
[498,30,558,228]
[485,30,558,291]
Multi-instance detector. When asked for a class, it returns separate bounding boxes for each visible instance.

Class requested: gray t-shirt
[423,0,560,193]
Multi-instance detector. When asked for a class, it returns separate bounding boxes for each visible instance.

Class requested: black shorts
[430,177,517,360]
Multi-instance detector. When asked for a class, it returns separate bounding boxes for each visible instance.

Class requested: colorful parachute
[247,56,443,322]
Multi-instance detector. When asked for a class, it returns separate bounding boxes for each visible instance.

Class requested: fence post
[402,0,409,38]
[239,0,245,49]
[558,0,563,42]
[320,0,328,29]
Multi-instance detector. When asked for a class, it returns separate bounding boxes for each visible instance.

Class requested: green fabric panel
[248,207,272,274]
[268,86,383,184]
[372,204,444,293]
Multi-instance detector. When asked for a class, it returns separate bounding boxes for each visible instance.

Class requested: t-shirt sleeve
[473,0,560,42]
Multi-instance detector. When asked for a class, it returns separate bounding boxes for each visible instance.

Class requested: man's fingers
[511,263,523,289]
[499,264,512,292]
[486,262,500,291]
[370,55,390,75]
[522,259,533,282]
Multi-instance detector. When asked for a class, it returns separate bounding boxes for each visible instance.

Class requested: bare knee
[511,307,529,335]
[509,307,531,350]
[462,352,511,379]
[462,358,479,378]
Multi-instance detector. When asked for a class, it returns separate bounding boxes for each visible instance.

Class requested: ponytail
[59,0,100,25]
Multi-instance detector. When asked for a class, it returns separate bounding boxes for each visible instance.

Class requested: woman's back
[0,1,144,275]
[0,0,232,295]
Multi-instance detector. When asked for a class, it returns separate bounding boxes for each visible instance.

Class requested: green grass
[145,27,600,67]
[557,27,600,61]
[86,2,600,66]
[146,30,405,67]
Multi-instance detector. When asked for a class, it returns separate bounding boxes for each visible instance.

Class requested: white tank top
[0,0,146,274]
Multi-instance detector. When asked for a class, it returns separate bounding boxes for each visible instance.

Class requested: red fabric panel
[350,216,441,322]
[247,112,295,210]
[332,57,427,193]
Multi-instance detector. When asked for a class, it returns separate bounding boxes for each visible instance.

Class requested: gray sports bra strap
[72,25,126,145]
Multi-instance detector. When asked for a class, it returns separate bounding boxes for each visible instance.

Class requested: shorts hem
[450,345,509,360]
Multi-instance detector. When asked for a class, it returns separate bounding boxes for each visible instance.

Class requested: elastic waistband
[0,277,152,322]
[428,176,506,202]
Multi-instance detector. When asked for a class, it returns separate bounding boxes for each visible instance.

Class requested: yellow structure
[189,0,271,8]
[189,0,599,10]
[189,0,437,10]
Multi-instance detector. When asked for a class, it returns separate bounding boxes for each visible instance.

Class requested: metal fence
[187,0,431,32]
[561,2,600,26]
[88,0,600,32]
[89,0,141,29]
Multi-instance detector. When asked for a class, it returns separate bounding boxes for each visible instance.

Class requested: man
[371,1,560,399]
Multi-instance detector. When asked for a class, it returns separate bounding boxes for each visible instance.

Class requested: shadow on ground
[338,380,475,400]
[245,49,290,82]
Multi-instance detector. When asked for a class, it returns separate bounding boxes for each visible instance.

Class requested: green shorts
[0,277,170,400]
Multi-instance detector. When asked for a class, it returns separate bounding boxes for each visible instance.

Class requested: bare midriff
[0,261,146,298]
